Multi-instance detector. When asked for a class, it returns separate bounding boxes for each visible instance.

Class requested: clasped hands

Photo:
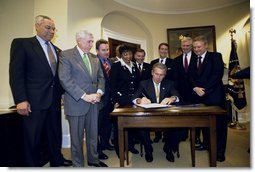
[83,93,101,104]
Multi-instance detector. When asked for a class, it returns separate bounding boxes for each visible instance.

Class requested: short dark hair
[158,43,169,50]
[134,48,146,56]
[95,39,108,50]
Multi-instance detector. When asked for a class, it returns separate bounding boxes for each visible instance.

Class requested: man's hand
[194,87,205,97]
[140,97,151,104]
[160,96,176,105]
[16,101,31,116]
[83,93,100,104]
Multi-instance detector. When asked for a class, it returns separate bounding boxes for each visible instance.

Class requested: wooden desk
[0,109,24,166]
[111,105,226,167]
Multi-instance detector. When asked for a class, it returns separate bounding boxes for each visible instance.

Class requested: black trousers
[22,104,63,166]
[98,103,113,153]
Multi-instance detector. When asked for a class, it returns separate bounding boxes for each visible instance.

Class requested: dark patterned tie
[197,56,202,73]
[103,59,110,77]
[138,63,142,71]
[45,41,56,75]
[184,54,188,73]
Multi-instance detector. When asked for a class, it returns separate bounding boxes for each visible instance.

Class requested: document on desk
[135,103,171,109]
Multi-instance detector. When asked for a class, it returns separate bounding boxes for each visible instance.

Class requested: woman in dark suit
[109,44,141,156]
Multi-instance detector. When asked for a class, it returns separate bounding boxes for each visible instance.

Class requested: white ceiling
[114,0,248,14]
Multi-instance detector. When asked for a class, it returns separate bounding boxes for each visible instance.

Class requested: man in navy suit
[95,39,115,160]
[132,63,182,163]
[150,43,176,143]
[133,48,152,81]
[9,15,72,167]
[189,36,227,162]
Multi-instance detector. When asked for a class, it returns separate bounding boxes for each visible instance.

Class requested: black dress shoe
[145,152,153,162]
[51,159,73,167]
[195,138,202,145]
[195,144,208,151]
[99,152,108,160]
[217,154,225,162]
[166,152,175,162]
[129,147,139,154]
[88,161,108,167]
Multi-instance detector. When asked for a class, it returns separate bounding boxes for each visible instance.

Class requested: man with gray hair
[9,15,72,167]
[58,30,107,167]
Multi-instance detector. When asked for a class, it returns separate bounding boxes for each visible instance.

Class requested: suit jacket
[135,62,152,81]
[98,57,114,108]
[189,51,226,108]
[58,47,105,116]
[9,36,63,110]
[174,52,197,103]
[110,61,140,106]
[132,78,181,103]
[151,58,175,81]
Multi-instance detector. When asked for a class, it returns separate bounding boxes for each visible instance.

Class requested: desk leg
[125,130,129,165]
[118,119,125,167]
[209,116,217,167]
[190,128,195,167]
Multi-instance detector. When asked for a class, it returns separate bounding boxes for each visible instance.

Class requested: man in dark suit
[132,63,182,163]
[58,30,107,167]
[150,43,175,143]
[174,37,198,141]
[95,39,115,160]
[189,36,227,162]
[133,48,152,81]
[9,15,72,167]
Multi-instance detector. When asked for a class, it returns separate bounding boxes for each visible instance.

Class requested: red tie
[184,54,188,73]
[103,60,110,77]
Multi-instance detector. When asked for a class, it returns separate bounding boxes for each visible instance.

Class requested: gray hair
[181,36,193,45]
[75,30,93,41]
[35,15,52,25]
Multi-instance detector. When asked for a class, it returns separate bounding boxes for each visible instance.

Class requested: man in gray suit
[58,30,107,167]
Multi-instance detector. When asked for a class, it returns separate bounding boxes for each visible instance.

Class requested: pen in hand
[141,93,151,104]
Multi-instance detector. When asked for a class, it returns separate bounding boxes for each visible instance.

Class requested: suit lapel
[31,37,53,74]
[159,80,167,102]
[147,79,157,103]
[73,48,92,79]
[199,52,210,75]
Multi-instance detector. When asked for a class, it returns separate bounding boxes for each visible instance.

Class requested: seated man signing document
[132,63,182,163]
[133,63,181,106]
